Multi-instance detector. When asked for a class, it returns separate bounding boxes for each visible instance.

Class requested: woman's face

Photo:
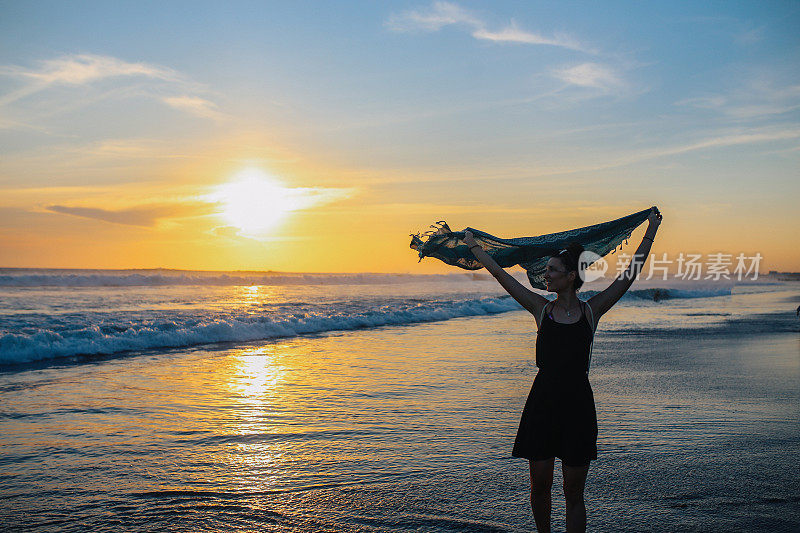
[544,257,574,292]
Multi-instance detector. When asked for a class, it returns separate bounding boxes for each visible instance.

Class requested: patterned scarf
[410,207,652,289]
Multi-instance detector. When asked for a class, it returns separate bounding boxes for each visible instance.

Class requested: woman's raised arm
[464,230,548,320]
[588,207,662,321]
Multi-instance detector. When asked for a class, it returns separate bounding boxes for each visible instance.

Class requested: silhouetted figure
[464,207,662,533]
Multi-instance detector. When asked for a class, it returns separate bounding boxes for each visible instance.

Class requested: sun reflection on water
[232,345,283,398]
[224,345,289,491]
[233,284,276,311]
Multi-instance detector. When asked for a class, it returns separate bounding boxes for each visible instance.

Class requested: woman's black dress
[512,300,598,467]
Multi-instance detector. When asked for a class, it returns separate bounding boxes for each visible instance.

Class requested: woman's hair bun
[565,242,584,257]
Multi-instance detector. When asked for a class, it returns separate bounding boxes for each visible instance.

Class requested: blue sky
[0,1,798,271]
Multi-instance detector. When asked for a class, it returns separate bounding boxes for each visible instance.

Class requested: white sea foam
[1,268,787,366]
[0,296,520,364]
[0,284,747,365]
[616,287,732,300]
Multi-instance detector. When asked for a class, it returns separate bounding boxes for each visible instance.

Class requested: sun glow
[212,169,300,235]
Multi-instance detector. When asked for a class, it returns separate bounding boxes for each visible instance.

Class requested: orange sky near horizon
[2,4,798,273]
[0,154,794,274]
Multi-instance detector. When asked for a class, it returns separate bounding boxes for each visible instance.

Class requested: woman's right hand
[463,230,478,248]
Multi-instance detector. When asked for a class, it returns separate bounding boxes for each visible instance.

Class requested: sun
[211,169,298,236]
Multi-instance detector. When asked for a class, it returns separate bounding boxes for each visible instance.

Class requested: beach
[3,2,799,530]
[1,272,799,531]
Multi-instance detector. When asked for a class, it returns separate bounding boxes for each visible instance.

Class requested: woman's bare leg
[563,463,590,533]
[529,458,554,532]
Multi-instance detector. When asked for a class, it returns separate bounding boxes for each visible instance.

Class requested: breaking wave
[0,296,518,365]
[581,286,733,301]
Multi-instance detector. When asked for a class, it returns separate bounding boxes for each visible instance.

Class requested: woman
[463,207,662,533]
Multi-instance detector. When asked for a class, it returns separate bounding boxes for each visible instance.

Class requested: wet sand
[1,306,799,531]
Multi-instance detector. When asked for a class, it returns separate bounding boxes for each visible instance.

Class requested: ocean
[1,268,798,531]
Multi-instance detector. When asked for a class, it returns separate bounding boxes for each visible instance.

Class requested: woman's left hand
[463,230,478,248]
[648,206,662,229]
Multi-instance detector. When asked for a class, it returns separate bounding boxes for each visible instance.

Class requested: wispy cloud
[0,54,177,107]
[0,54,176,87]
[388,1,591,53]
[552,62,625,91]
[536,127,800,176]
[203,182,357,218]
[473,21,588,52]
[202,179,356,240]
[45,202,214,227]
[538,127,800,176]
[387,1,481,31]
[42,182,356,229]
[364,125,800,186]
[0,53,221,122]
[212,225,246,239]
[162,96,224,120]
[633,128,800,160]
[676,81,800,119]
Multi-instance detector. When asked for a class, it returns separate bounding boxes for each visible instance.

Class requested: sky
[1,1,798,273]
